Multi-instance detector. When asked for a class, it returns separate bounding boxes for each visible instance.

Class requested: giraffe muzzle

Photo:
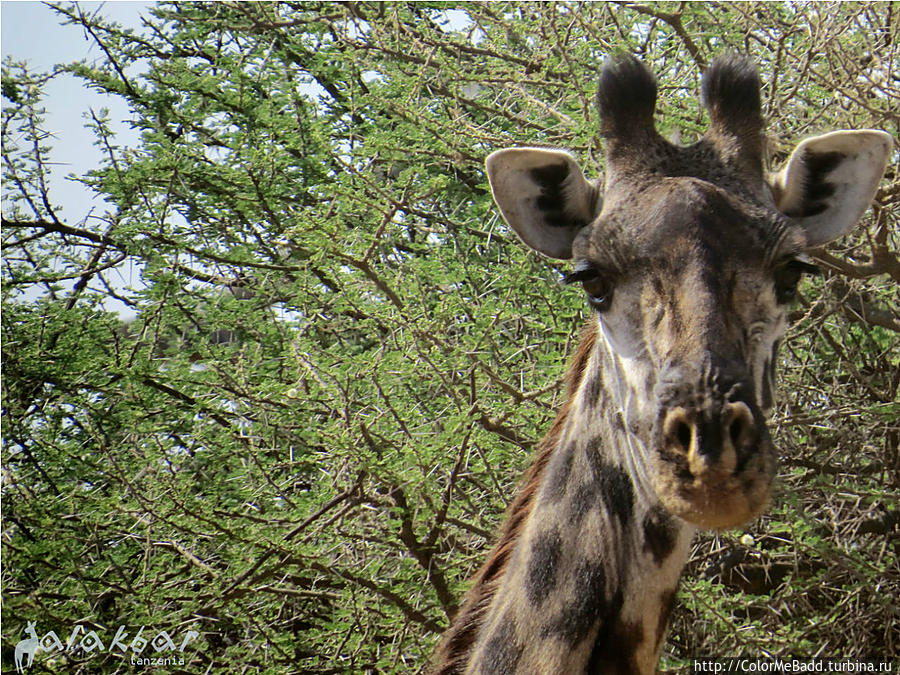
[651,381,776,530]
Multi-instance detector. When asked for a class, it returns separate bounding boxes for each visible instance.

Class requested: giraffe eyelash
[784,257,820,276]
[562,269,597,286]
[562,260,603,285]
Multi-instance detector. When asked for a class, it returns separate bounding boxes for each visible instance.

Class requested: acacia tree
[2,2,898,672]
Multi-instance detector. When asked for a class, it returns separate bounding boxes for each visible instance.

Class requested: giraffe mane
[430,322,598,675]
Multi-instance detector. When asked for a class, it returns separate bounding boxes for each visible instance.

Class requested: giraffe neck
[435,321,696,675]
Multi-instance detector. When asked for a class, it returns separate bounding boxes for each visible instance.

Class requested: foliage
[2,2,898,672]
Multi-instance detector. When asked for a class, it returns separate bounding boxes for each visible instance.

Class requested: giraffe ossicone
[432,54,891,675]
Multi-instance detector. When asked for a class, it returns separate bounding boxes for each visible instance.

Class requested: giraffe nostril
[676,422,692,451]
[663,407,694,454]
[724,401,756,448]
[729,418,742,446]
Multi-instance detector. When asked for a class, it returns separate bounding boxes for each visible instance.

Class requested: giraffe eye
[774,258,819,304]
[774,269,800,303]
[563,263,614,312]
[582,278,613,312]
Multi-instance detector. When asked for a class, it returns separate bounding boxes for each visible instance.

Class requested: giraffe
[430,54,891,675]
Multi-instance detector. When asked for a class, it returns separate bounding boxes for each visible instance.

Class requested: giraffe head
[486,55,890,530]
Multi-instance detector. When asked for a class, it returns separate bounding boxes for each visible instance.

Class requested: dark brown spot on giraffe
[544,441,575,503]
[584,367,605,409]
[568,480,596,524]
[479,615,522,675]
[585,619,644,675]
[601,463,634,525]
[543,559,622,644]
[643,504,679,566]
[569,441,634,526]
[525,527,562,606]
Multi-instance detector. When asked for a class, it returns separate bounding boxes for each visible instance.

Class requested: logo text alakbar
[14,622,199,672]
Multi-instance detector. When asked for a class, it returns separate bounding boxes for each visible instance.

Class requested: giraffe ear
[770,130,892,248]
[486,148,600,259]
